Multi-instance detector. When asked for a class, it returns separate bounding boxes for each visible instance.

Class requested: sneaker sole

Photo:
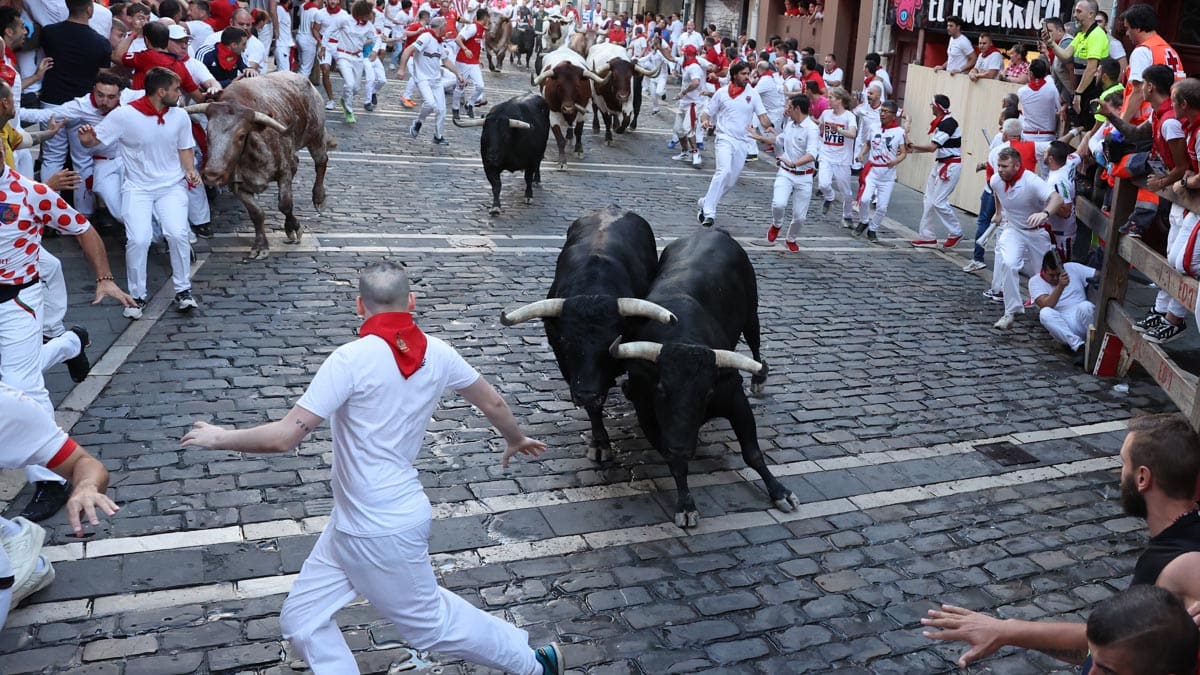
[1145,331,1186,345]
[11,560,55,607]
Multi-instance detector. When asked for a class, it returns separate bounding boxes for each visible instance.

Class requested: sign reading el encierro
[922,0,1064,31]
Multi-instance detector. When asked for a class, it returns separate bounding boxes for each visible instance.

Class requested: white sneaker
[324,100,336,111]
[1,517,46,569]
[994,314,1015,330]
[962,260,986,273]
[692,152,702,167]
[11,556,54,608]
[671,152,689,161]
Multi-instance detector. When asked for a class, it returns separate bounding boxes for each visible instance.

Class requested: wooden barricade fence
[1085,178,1200,428]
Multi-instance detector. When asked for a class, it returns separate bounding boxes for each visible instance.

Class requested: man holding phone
[1041,0,1108,127]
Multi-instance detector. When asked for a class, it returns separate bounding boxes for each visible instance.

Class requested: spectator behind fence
[923,413,1200,668]
[1042,0,1108,128]
[934,16,975,76]
[1000,44,1030,84]
[1018,58,1060,141]
[968,32,1002,81]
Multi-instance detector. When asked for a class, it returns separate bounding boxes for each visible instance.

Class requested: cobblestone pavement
[0,67,1180,674]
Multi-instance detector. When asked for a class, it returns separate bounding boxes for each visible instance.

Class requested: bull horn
[183,103,211,115]
[533,69,554,85]
[252,112,287,133]
[712,349,764,374]
[453,117,488,127]
[583,69,610,84]
[500,298,565,325]
[634,63,661,77]
[616,298,676,325]
[610,340,662,362]
[508,119,532,129]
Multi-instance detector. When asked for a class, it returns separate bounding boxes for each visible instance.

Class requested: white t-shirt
[181,56,215,89]
[946,34,973,73]
[853,100,881,145]
[411,31,445,80]
[818,108,857,164]
[185,20,215,48]
[754,73,783,117]
[976,50,1003,75]
[94,104,193,191]
[865,124,906,180]
[276,5,295,48]
[297,334,480,536]
[990,170,1054,229]
[201,31,268,70]
[776,116,820,169]
[1127,44,1153,84]
[0,383,75,471]
[1151,116,1184,174]
[1108,35,1126,62]
[1018,79,1060,136]
[706,83,765,141]
[822,66,843,85]
[679,61,705,103]
[1046,153,1081,237]
[876,67,893,96]
[1028,262,1095,309]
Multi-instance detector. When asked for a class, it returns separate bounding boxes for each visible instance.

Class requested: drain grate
[976,442,1040,466]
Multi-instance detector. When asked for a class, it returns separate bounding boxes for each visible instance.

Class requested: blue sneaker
[534,644,564,675]
[697,140,705,151]
[667,138,677,149]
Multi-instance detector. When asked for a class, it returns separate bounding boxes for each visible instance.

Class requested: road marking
[38,418,1127,564]
[10,449,1125,628]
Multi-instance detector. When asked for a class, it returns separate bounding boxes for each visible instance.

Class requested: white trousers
[297,36,318,76]
[701,135,748,219]
[336,54,365,103]
[1039,301,1094,350]
[415,78,446,138]
[644,73,666,110]
[817,159,853,219]
[404,75,418,98]
[37,250,66,339]
[771,169,814,242]
[93,158,125,222]
[124,183,192,298]
[1160,206,1200,318]
[364,58,387,101]
[857,171,895,232]
[14,148,32,178]
[187,151,209,226]
[280,523,540,675]
[276,42,295,73]
[995,227,1052,317]
[917,162,962,239]
[672,102,698,140]
[452,63,485,109]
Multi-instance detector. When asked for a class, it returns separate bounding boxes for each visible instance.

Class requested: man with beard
[921,413,1200,668]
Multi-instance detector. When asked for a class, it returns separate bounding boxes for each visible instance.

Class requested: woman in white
[750,92,820,252]
[816,86,857,227]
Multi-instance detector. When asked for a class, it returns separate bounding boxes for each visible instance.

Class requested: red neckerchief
[1028,76,1046,91]
[979,45,998,58]
[356,17,368,25]
[0,48,15,88]
[1002,166,1026,191]
[327,5,342,13]
[881,119,899,130]
[928,103,948,135]
[728,81,746,98]
[359,312,429,378]
[682,54,697,67]
[216,43,240,69]
[303,1,319,8]
[1153,96,1175,125]
[130,96,169,124]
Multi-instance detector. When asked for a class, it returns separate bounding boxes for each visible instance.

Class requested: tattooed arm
[181,406,325,453]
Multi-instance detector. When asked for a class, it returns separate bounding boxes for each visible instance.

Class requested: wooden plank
[1118,236,1200,313]
[1105,303,1199,418]
[1086,179,1136,372]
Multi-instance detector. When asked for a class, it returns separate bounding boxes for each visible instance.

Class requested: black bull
[453,94,550,215]
[612,228,800,528]
[499,207,675,461]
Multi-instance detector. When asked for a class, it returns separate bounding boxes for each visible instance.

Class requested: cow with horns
[511,19,536,68]
[484,11,511,71]
[186,72,335,259]
[611,228,799,527]
[586,42,658,145]
[501,207,674,461]
[534,45,604,168]
[537,13,566,53]
[453,94,550,215]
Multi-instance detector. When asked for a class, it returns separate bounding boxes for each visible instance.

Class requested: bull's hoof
[524,196,533,205]
[605,139,613,146]
[750,380,766,397]
[243,249,269,261]
[488,205,501,216]
[629,121,637,130]
[773,492,800,513]
[284,231,301,244]
[674,510,700,528]
[557,161,567,170]
[586,444,611,462]
[574,150,584,159]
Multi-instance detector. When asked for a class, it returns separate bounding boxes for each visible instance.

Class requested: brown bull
[186,71,335,259]
[485,11,511,71]
[535,56,605,168]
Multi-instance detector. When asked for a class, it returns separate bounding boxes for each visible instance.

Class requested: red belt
[778,161,813,175]
[937,156,961,181]
[337,48,360,55]
[93,155,109,160]
[1024,129,1055,135]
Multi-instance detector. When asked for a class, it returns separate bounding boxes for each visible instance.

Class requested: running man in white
[329,0,377,123]
[297,0,323,78]
[670,44,705,166]
[451,7,488,121]
[313,0,350,110]
[1029,252,1095,356]
[750,92,819,252]
[181,261,565,675]
[816,85,857,228]
[399,16,463,146]
[78,67,203,316]
[853,99,905,243]
[989,146,1064,330]
[697,60,774,227]
[908,94,964,249]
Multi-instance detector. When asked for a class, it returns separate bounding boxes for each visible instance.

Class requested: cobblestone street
[0,68,1178,673]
